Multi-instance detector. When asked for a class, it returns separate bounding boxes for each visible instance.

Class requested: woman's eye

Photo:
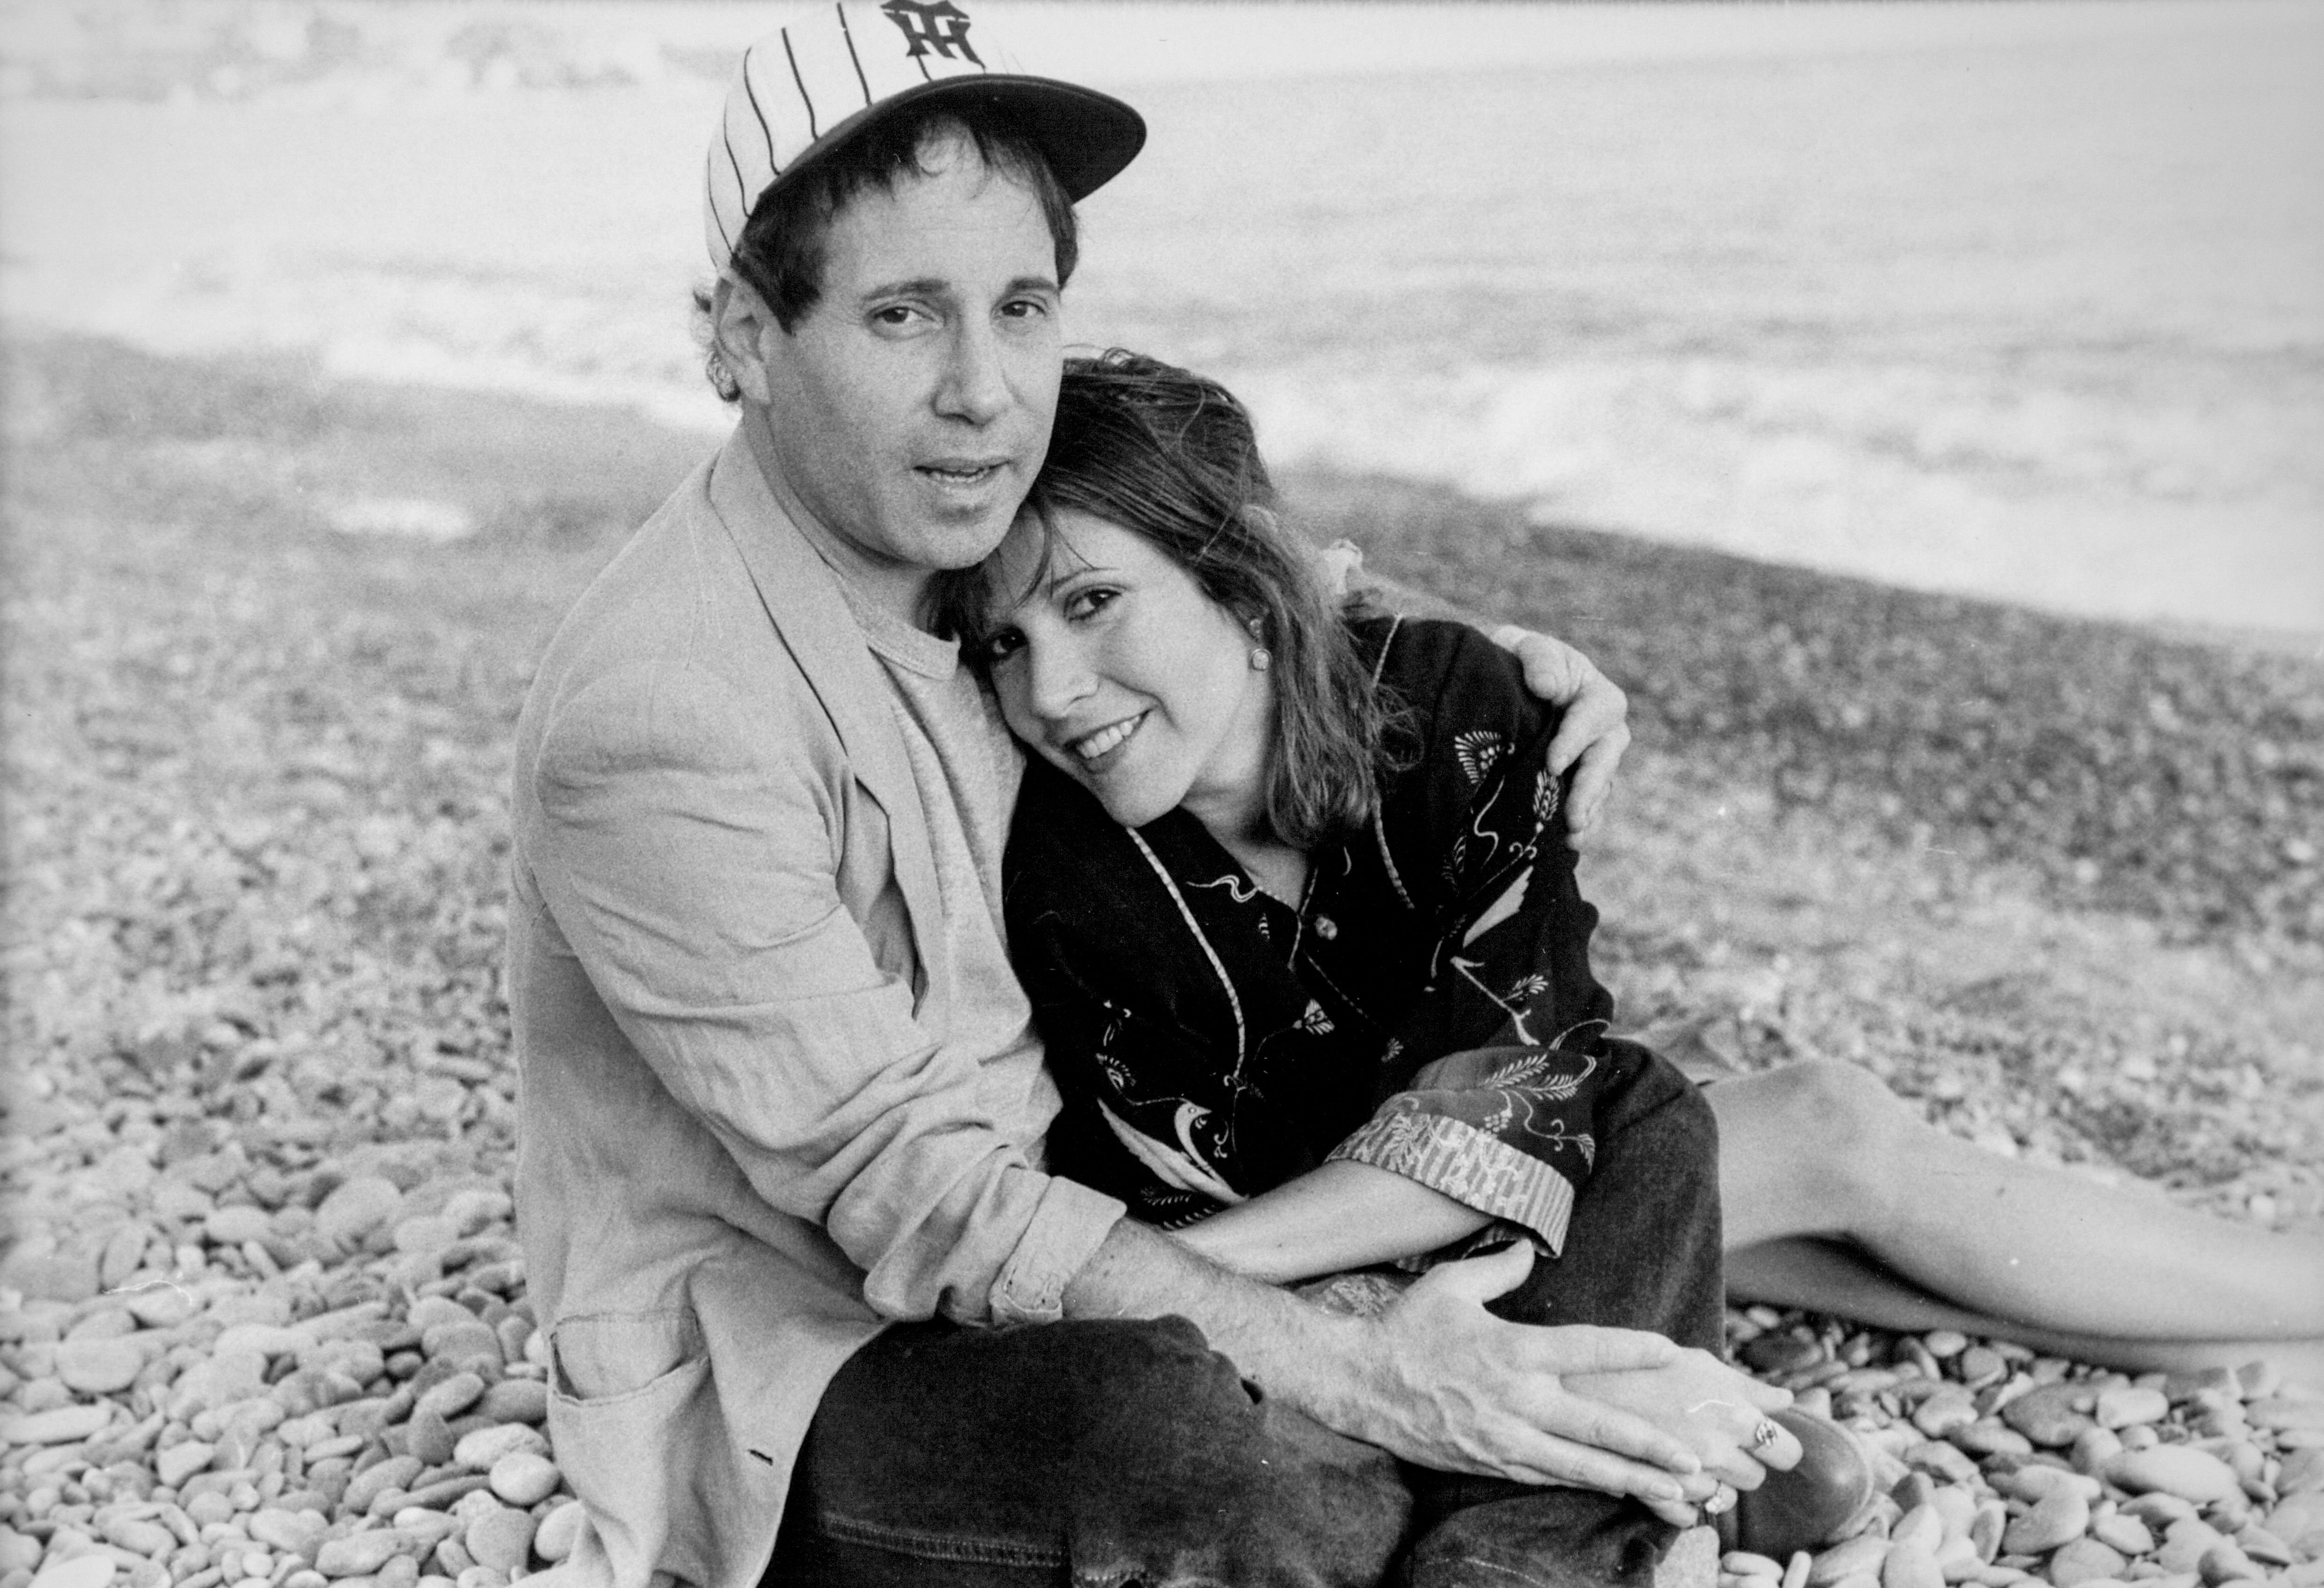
[981,628,1026,664]
[1066,588,1118,621]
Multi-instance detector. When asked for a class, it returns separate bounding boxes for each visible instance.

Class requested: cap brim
[763,73,1146,210]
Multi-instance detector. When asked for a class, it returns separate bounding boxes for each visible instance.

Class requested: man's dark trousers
[766,1043,1723,1588]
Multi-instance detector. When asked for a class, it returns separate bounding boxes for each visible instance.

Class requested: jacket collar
[705,428,952,1017]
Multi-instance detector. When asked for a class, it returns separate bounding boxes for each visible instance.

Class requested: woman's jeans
[765,1043,1723,1588]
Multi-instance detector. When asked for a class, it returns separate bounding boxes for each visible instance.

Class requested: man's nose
[935,319,1012,426]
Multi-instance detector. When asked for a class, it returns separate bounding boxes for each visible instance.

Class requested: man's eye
[1000,297,1053,321]
[872,304,925,328]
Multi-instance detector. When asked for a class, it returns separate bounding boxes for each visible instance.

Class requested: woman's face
[980,508,1274,834]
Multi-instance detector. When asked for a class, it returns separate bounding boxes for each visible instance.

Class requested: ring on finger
[1751,1418,1782,1450]
[1701,1483,1738,1516]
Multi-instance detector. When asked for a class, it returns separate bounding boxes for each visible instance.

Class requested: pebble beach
[5,327,2321,1588]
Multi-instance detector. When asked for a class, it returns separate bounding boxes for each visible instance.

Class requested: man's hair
[698,101,1080,402]
[929,350,1402,848]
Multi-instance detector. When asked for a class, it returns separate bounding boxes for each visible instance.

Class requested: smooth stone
[442,1191,513,1237]
[1970,1505,2008,1565]
[2194,1541,2258,1585]
[1894,1507,1947,1557]
[2096,1388,2170,1431]
[531,1501,585,1565]
[392,1217,460,1258]
[315,1180,404,1247]
[2266,1491,2324,1547]
[387,1512,463,1550]
[344,1457,424,1516]
[454,1569,506,1588]
[1811,1538,1892,1586]
[1746,1336,1830,1376]
[315,1532,410,1578]
[2090,1515,2154,1556]
[247,1510,328,1559]
[122,1288,195,1329]
[462,1509,533,1575]
[1884,1542,1944,1588]
[2071,1429,2125,1477]
[2005,1386,2096,1450]
[421,1323,500,1374]
[1916,1394,1981,1440]
[1727,1554,1789,1579]
[2106,1449,2242,1507]
[485,1453,557,1508]
[414,1374,485,1423]
[1923,1332,1969,1359]
[101,1517,175,1558]
[28,1558,117,1588]
[0,1403,112,1444]
[2252,1399,2324,1433]
[1955,1349,2008,1389]
[404,1410,457,1469]
[1905,1443,1980,1484]
[1998,1469,2100,1505]
[2005,1491,2092,1555]
[2279,1449,2324,1495]
[1953,1421,2034,1459]
[2235,1524,2294,1567]
[214,1324,312,1359]
[55,1339,144,1396]
[203,1208,273,1248]
[452,1425,547,1472]
[2124,1495,2201,1530]
[2047,1540,2128,1587]
[155,1439,217,1488]
[473,1380,545,1427]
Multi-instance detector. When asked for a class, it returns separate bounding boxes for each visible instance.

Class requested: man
[509,8,1786,1586]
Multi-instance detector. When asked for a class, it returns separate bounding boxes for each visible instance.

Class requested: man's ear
[711,274,781,406]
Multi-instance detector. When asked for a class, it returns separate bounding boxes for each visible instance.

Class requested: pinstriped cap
[705,1,1146,275]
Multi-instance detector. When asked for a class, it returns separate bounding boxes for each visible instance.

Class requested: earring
[1249,646,1271,672]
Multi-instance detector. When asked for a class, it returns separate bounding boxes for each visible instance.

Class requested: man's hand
[1323,1244,1702,1506]
[1567,1349,1800,1527]
[1488,624,1630,844]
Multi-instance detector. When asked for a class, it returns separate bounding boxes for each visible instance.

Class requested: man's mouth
[1065,711,1147,770]
[918,459,1009,489]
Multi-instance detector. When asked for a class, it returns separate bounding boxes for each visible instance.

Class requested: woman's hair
[928,349,1397,847]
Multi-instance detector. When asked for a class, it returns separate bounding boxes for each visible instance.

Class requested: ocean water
[4,0,2320,635]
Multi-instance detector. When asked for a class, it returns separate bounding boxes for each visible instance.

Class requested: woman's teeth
[1073,714,1145,763]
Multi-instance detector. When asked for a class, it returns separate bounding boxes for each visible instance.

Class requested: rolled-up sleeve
[527,658,1120,1326]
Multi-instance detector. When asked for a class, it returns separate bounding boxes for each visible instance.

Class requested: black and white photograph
[3,3,2321,1586]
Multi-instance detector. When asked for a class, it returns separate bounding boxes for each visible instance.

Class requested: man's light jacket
[506,430,1124,1588]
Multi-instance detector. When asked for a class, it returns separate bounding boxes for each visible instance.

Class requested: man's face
[743,134,1062,615]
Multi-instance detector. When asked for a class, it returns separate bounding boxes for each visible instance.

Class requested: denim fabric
[766,1046,1719,1588]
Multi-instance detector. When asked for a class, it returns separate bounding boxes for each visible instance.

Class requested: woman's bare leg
[1708,1063,2324,1371]
[1727,1234,2324,1381]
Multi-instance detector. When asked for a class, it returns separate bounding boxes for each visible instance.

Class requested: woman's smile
[983,508,1273,835]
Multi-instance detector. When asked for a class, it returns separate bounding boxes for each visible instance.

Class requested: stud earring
[1249,646,1271,672]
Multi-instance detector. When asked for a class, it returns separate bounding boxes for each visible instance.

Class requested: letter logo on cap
[879,0,982,65]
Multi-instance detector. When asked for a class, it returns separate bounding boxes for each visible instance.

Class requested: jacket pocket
[547,1309,713,1588]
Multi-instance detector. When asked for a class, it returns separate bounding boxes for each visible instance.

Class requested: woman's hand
[1487,624,1630,843]
[1328,1243,1705,1507]
[1566,1352,1801,1527]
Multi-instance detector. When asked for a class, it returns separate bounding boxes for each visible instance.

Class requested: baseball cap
[704,1,1146,275]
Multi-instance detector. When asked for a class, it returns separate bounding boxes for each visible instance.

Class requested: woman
[934,354,2321,1414]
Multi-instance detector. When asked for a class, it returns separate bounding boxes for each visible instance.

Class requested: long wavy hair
[929,350,1397,848]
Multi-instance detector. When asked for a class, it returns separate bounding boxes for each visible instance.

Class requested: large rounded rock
[1808,1537,1889,1587]
[2094,1386,2169,1431]
[57,1337,144,1395]
[315,1531,410,1579]
[486,1452,558,1508]
[2045,1538,2127,1587]
[204,1206,273,1248]
[1,1403,112,1444]
[415,1372,486,1422]
[2004,1489,2091,1555]
[475,1379,546,1426]
[315,1178,404,1247]
[453,1424,548,1472]
[1879,1540,1941,1588]
[2105,1447,2242,1507]
[248,1509,330,1560]
[29,1557,118,1588]
[2003,1384,2095,1449]
[463,1507,535,1575]
[532,1501,587,1565]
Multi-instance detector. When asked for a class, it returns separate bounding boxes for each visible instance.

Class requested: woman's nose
[1025,636,1095,720]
